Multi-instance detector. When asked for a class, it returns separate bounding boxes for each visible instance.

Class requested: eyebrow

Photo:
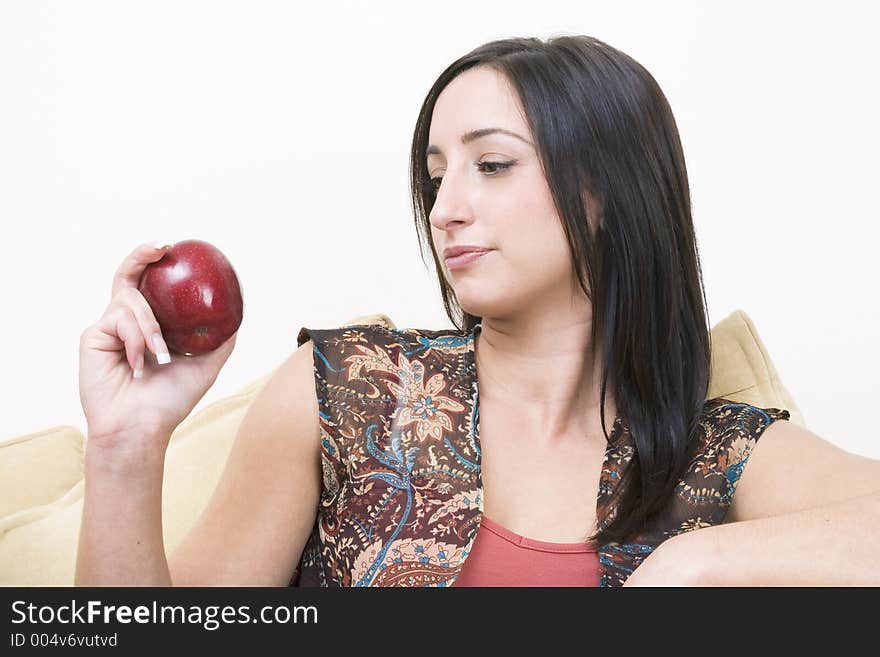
[426,127,533,156]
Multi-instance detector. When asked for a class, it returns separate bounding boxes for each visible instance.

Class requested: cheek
[501,195,571,268]
[509,227,572,283]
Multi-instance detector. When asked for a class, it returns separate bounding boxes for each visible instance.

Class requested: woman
[75,35,880,587]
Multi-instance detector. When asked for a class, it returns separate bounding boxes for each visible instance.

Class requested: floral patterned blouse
[288,323,790,587]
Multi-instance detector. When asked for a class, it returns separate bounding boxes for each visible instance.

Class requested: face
[426,66,588,324]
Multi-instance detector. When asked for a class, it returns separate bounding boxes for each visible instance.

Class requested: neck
[473,318,617,441]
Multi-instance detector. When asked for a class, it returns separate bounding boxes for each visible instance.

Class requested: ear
[584,187,605,232]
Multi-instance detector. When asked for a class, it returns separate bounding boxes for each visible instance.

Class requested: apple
[137,239,244,356]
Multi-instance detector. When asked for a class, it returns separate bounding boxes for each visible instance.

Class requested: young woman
[75,35,880,587]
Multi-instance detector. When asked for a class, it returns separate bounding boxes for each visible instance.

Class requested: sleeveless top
[288,323,791,587]
[450,515,600,586]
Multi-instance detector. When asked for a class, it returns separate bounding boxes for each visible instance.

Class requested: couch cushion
[0,378,274,587]
[707,310,804,426]
[0,482,84,586]
[0,425,84,519]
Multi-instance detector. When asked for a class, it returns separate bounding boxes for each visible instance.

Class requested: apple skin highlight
[138,239,244,356]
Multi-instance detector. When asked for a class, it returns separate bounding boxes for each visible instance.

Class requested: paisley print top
[288,323,790,587]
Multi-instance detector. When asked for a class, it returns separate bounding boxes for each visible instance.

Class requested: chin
[455,294,515,322]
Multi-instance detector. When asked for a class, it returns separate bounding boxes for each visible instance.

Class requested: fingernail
[152,334,171,365]
[150,240,174,250]
[133,366,143,379]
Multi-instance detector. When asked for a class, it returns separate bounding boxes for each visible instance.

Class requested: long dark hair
[408,35,712,546]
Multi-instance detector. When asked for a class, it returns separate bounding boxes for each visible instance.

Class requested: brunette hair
[408,35,711,545]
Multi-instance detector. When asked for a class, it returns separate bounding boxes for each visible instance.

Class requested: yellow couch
[0,310,803,586]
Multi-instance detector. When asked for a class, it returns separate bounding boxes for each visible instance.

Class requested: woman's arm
[76,434,173,586]
[624,420,880,586]
[77,340,322,587]
[167,340,323,586]
[624,489,880,586]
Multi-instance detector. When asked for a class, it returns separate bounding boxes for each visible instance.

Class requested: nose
[427,170,476,233]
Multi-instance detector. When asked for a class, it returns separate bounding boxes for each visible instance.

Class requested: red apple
[137,239,244,356]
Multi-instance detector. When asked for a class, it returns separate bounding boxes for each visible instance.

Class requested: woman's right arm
[75,242,321,586]
[166,340,322,586]
[76,341,322,587]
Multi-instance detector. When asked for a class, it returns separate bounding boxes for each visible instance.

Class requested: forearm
[75,437,173,587]
[692,490,880,586]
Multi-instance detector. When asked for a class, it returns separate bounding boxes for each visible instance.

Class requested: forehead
[428,67,528,147]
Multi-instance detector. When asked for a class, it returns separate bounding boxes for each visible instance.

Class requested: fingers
[91,305,151,378]
[87,286,173,378]
[82,241,178,380]
[109,306,146,377]
[111,241,174,301]
[115,287,172,366]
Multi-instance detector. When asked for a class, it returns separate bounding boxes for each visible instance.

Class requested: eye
[477,160,514,175]
[425,160,515,194]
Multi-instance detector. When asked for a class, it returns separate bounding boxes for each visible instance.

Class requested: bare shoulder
[168,339,322,586]
[727,418,880,524]
[252,339,320,439]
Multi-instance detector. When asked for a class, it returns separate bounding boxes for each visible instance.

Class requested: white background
[1,1,877,458]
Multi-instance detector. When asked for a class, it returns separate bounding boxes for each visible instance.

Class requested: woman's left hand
[622,530,720,587]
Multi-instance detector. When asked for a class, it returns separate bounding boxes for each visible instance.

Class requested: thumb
[210,331,238,365]
[190,331,238,376]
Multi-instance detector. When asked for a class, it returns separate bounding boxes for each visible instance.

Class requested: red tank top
[451,515,600,587]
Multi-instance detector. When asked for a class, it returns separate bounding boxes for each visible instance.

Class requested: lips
[444,249,491,271]
[443,245,492,259]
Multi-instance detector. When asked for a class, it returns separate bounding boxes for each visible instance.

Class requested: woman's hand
[78,241,238,453]
[621,530,720,587]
